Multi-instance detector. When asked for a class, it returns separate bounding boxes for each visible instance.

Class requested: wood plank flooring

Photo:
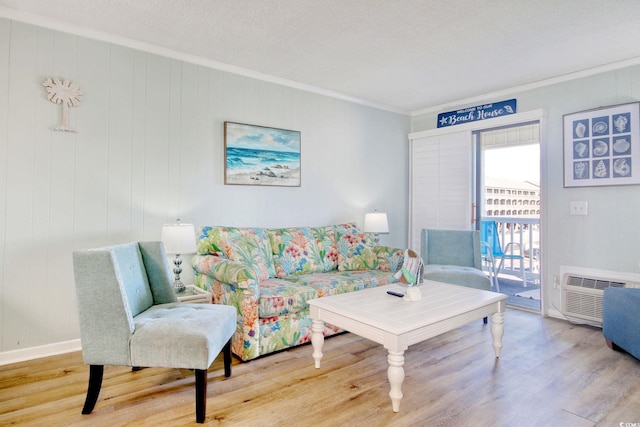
[1,309,639,426]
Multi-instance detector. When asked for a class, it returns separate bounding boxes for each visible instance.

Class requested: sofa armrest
[192,254,258,292]
[192,254,261,361]
[375,245,405,272]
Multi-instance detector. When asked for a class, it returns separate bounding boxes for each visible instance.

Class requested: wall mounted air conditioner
[560,266,640,327]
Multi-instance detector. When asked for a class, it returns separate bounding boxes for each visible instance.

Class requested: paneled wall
[412,65,640,316]
[0,18,410,356]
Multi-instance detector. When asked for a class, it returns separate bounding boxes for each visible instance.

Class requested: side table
[176,285,213,304]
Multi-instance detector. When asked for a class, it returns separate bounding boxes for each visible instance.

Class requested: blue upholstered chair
[421,229,492,291]
[603,287,640,361]
[73,241,237,423]
[421,229,493,323]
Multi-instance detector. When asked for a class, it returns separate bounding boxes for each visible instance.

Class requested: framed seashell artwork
[563,102,640,187]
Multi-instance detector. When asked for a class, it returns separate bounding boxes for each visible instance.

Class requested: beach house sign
[437,99,517,128]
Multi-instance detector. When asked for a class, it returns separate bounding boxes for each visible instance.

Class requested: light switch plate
[570,201,588,215]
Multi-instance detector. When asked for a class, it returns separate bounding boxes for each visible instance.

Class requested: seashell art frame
[563,102,640,187]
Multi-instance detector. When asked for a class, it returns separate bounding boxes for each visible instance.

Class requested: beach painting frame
[224,122,301,187]
[563,102,640,188]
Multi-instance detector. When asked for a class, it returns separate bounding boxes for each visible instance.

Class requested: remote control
[386,290,405,298]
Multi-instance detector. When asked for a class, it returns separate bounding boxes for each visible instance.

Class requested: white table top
[308,281,507,336]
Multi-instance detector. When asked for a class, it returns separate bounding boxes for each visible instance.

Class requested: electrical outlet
[553,275,560,289]
[570,201,588,215]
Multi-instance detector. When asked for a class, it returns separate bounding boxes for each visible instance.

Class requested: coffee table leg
[387,351,405,412]
[311,319,325,368]
[490,311,505,358]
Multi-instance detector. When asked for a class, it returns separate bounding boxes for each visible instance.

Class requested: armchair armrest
[375,245,405,272]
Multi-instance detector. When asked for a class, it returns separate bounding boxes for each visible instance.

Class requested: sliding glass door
[408,110,544,312]
[475,122,541,312]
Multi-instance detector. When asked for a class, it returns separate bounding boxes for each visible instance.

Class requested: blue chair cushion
[131,302,237,370]
[423,265,491,291]
[110,243,154,317]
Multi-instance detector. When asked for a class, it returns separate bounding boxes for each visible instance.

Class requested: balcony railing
[482,216,540,285]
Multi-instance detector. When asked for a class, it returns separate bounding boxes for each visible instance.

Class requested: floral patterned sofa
[192,223,404,361]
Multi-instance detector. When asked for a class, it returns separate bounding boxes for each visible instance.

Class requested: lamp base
[172,254,186,293]
[173,279,186,293]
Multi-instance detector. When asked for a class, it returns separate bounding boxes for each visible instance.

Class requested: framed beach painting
[224,122,301,187]
[563,102,640,187]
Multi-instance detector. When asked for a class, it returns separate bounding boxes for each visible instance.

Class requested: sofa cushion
[286,270,396,297]
[375,245,405,272]
[269,227,327,277]
[197,225,231,257]
[309,225,340,271]
[197,226,275,280]
[336,231,379,271]
[334,222,361,235]
[231,233,274,281]
[258,278,319,318]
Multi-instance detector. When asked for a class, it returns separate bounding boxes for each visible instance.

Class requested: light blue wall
[412,65,640,314]
[0,18,410,356]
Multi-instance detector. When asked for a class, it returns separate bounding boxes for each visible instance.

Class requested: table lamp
[161,219,197,292]
[364,211,389,244]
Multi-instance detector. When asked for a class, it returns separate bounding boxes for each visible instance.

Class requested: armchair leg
[223,339,232,378]
[194,339,233,423]
[195,369,207,423]
[82,365,104,415]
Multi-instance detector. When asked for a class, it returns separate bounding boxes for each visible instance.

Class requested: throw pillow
[228,233,273,281]
[334,222,361,235]
[336,231,379,271]
[197,226,275,281]
[197,225,232,257]
[309,225,339,271]
[269,228,326,277]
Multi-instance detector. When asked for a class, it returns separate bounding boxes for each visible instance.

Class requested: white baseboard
[546,307,565,320]
[0,339,81,366]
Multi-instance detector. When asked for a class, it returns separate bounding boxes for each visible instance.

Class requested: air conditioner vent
[560,267,640,327]
[564,292,603,321]
[566,275,626,290]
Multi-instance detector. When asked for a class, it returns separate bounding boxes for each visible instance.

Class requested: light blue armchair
[73,241,237,423]
[421,229,493,323]
[603,287,640,361]
[421,229,492,291]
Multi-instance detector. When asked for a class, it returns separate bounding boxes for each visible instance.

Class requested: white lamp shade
[364,212,389,233]
[161,223,197,254]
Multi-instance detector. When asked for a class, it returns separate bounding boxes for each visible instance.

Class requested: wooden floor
[1,309,640,426]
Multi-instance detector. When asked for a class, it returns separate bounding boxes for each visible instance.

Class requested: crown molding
[0,6,409,116]
[411,56,640,117]
[5,6,638,124]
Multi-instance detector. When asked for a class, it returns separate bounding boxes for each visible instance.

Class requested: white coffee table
[309,281,507,412]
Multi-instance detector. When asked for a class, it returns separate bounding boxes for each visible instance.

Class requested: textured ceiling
[2,0,640,114]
